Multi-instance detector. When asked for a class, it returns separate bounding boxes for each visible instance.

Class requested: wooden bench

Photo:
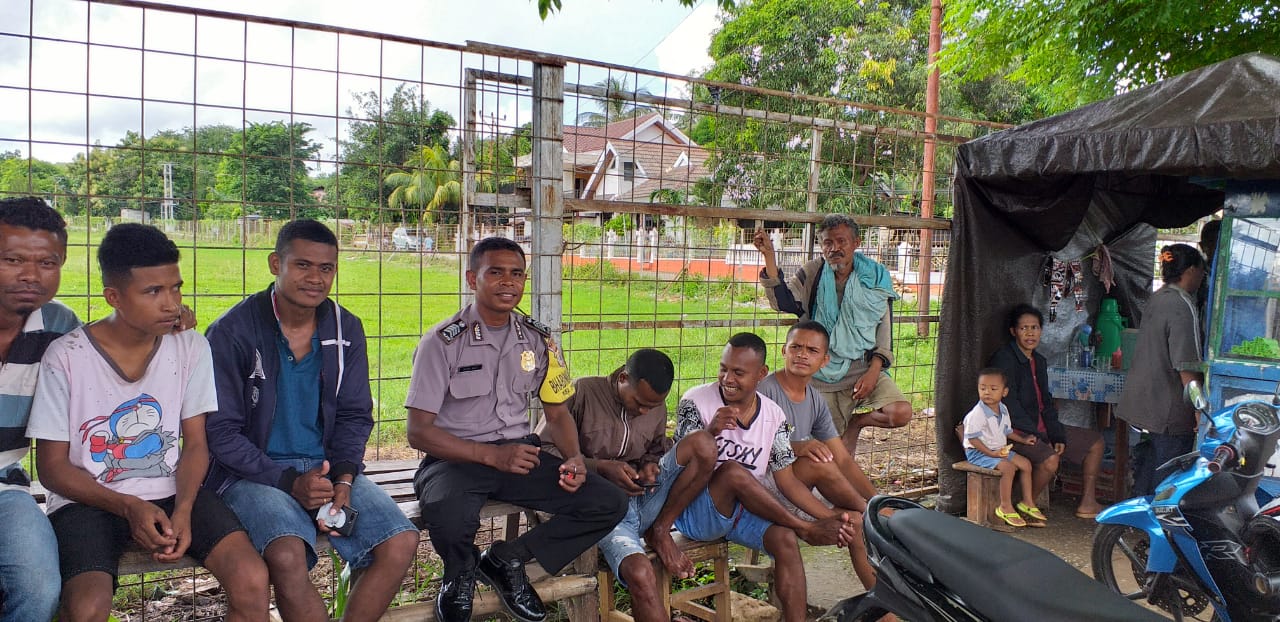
[34,459,601,622]
[952,460,1049,530]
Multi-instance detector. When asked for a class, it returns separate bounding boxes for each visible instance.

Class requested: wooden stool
[598,534,732,622]
[953,460,1050,529]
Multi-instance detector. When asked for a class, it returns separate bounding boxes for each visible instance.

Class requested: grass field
[53,229,941,457]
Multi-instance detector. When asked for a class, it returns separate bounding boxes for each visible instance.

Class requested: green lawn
[52,229,940,453]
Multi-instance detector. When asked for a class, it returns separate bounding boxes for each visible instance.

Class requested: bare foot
[646,526,694,579]
[1076,502,1104,517]
[798,513,857,546]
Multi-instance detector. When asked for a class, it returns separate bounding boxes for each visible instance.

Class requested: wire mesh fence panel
[0,0,1009,617]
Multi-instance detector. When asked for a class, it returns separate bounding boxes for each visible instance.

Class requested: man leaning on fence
[407,236,627,622]
[204,219,419,622]
[752,214,913,456]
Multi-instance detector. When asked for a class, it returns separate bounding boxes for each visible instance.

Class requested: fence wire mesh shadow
[0,0,1007,617]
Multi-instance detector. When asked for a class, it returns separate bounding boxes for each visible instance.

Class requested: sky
[0,0,722,164]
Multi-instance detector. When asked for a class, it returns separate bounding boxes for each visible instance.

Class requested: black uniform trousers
[415,435,627,580]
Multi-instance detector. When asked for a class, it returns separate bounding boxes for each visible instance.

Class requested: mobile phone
[316,503,359,537]
[634,479,660,492]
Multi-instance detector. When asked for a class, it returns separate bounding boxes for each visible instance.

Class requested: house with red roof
[516,113,711,214]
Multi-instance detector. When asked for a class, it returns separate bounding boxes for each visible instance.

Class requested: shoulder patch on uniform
[522,314,551,336]
[438,319,467,343]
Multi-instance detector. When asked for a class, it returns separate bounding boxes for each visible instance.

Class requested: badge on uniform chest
[521,350,535,372]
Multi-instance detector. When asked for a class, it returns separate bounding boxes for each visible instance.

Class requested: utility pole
[917,0,942,336]
[161,162,175,230]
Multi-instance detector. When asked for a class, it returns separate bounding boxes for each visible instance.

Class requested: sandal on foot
[995,508,1026,528]
[1017,502,1047,522]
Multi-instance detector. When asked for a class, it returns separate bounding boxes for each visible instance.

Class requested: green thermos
[1095,297,1125,366]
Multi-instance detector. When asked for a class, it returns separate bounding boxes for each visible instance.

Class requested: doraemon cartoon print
[77,393,177,483]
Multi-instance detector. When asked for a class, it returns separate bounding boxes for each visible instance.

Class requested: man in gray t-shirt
[757,320,883,592]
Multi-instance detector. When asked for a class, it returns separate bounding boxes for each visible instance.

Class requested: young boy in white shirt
[28,224,268,621]
[961,368,1039,528]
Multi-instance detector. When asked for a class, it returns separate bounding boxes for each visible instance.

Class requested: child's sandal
[1017,502,1048,522]
[995,508,1026,528]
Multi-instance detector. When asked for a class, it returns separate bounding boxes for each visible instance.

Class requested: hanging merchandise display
[1042,256,1090,322]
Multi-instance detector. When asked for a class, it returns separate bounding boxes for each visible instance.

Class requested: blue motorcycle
[1092,382,1280,621]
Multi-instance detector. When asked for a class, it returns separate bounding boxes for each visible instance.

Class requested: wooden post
[804,127,822,260]
[530,62,565,335]
[461,70,479,303]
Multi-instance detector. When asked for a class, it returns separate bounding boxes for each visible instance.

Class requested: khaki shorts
[821,372,910,435]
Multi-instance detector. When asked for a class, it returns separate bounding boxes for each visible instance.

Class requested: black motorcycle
[831,495,1168,622]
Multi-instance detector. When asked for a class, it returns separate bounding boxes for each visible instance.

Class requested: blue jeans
[0,489,60,621]
[598,447,687,579]
[222,458,416,570]
[1131,431,1196,497]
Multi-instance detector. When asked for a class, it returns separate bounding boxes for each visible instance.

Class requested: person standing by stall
[988,304,1105,519]
[1118,244,1206,497]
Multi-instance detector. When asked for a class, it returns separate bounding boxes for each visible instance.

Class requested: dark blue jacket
[204,285,373,493]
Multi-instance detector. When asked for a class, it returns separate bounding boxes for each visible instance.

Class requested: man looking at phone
[537,349,716,622]
[204,220,419,622]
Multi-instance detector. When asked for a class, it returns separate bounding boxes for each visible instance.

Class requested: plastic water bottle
[1072,325,1093,368]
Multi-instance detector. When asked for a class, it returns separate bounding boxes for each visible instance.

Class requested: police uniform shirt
[406,304,551,442]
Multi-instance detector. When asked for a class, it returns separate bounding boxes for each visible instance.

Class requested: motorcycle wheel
[1093,524,1220,621]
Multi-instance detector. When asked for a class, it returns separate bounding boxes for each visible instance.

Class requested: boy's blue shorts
[965,448,1012,470]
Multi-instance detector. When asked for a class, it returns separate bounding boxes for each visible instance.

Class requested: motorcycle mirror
[1186,381,1209,412]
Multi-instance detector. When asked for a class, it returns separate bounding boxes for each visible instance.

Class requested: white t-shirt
[27,327,218,513]
[673,382,795,482]
[961,401,1012,452]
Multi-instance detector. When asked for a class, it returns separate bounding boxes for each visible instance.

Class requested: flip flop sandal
[995,508,1026,528]
[1017,502,1048,522]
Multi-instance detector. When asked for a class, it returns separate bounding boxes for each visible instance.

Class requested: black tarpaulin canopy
[934,53,1280,513]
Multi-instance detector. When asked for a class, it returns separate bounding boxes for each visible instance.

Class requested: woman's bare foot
[1075,502,1104,518]
[646,526,694,579]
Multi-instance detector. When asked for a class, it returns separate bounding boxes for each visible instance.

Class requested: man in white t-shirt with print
[27,224,268,622]
[672,332,855,622]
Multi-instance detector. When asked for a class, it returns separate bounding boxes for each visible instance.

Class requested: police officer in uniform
[406,237,627,622]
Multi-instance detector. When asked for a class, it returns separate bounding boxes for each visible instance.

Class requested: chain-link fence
[0,0,1009,616]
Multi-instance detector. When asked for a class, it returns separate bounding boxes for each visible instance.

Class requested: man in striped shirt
[0,196,80,620]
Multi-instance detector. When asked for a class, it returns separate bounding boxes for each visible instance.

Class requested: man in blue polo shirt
[205,220,419,622]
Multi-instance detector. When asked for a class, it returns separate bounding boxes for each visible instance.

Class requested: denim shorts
[49,489,243,585]
[965,448,1012,470]
[221,458,416,570]
[598,446,686,579]
[674,486,772,553]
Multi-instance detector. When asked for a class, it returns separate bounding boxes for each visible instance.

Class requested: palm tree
[385,145,461,224]
[576,76,656,127]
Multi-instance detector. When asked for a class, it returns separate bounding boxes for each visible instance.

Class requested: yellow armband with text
[539,337,575,404]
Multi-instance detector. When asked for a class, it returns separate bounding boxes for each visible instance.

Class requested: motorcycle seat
[885,508,1167,622]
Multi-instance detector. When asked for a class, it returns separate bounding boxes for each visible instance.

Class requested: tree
[698,0,1047,215]
[0,153,64,197]
[385,145,461,225]
[536,0,735,19]
[941,1,1280,113]
[213,121,321,219]
[338,84,455,217]
[576,77,655,127]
